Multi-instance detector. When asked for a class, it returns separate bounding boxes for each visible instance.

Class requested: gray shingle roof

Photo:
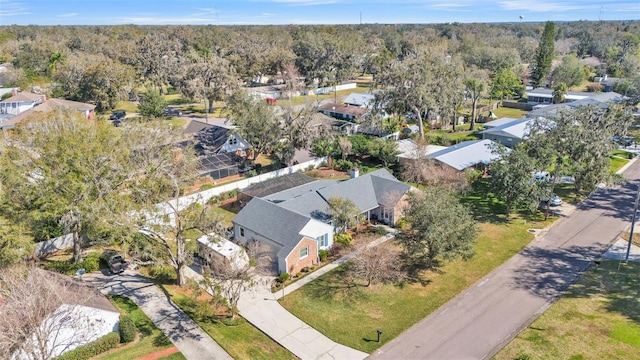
[233,197,312,259]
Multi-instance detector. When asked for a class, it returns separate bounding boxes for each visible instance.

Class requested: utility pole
[625,184,640,263]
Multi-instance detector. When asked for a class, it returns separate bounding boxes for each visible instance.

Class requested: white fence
[153,156,328,224]
[33,233,74,257]
[303,83,357,96]
[34,157,328,256]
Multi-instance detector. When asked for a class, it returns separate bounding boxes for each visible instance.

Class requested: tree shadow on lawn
[399,253,442,287]
[460,180,509,224]
[301,265,369,304]
[561,261,640,325]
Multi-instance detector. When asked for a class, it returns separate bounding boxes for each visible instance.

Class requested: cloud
[58,13,78,18]
[117,16,215,25]
[498,0,595,12]
[261,12,276,16]
[0,0,31,16]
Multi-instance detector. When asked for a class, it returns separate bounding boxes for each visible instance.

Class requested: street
[369,160,640,360]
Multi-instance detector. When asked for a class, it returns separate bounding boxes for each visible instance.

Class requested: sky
[0,0,638,26]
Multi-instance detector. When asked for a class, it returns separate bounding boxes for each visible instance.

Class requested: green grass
[611,149,636,160]
[209,206,236,228]
[495,261,640,360]
[281,216,551,353]
[166,117,187,129]
[96,295,177,360]
[610,156,630,173]
[162,285,297,360]
[425,128,479,146]
[112,101,139,114]
[489,106,527,119]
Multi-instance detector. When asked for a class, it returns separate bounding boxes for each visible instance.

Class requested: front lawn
[96,295,180,360]
[280,217,550,353]
[495,261,640,360]
[489,106,527,119]
[162,284,297,360]
[610,156,630,173]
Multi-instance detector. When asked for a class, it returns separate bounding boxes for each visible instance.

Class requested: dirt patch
[133,346,179,360]
[304,167,349,179]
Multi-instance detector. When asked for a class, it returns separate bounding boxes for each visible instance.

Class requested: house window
[382,207,391,220]
[316,234,328,247]
[299,246,308,259]
[240,227,245,237]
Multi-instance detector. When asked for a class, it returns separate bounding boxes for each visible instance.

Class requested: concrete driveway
[84,271,232,360]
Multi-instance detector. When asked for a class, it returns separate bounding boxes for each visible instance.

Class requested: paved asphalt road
[84,271,232,360]
[369,160,640,360]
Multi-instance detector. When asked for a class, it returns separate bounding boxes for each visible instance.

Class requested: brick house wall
[285,237,318,275]
[391,192,412,224]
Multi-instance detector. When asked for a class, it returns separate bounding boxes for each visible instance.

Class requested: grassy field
[495,261,640,360]
[112,101,139,114]
[610,156,631,173]
[162,285,297,360]
[280,175,556,354]
[96,295,181,360]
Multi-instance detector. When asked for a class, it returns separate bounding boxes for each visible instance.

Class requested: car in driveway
[109,110,126,121]
[549,194,563,206]
[100,249,127,274]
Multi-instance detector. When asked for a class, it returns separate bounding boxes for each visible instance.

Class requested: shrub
[586,83,603,93]
[372,226,389,235]
[335,233,353,247]
[247,170,258,177]
[395,218,409,229]
[56,332,120,360]
[81,252,100,273]
[200,183,214,191]
[148,264,175,281]
[118,315,136,343]
[318,249,328,262]
[301,266,310,273]
[278,272,290,283]
[335,159,354,172]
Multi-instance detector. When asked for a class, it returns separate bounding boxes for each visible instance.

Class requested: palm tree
[552,82,568,104]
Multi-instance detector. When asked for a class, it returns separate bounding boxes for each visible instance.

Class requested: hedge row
[55,332,120,360]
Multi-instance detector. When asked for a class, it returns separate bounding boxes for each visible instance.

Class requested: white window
[299,246,308,259]
[316,234,328,247]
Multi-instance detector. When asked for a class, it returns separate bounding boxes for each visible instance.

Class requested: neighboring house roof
[482,117,525,128]
[396,138,447,160]
[343,92,375,107]
[527,97,615,118]
[0,98,96,130]
[480,118,533,139]
[233,197,323,259]
[263,179,340,203]
[319,102,368,117]
[2,91,44,102]
[184,119,215,134]
[194,125,251,155]
[428,139,504,171]
[526,88,623,103]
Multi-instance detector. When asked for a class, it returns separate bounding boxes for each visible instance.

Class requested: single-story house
[233,168,413,275]
[527,94,621,119]
[395,138,447,162]
[197,233,249,270]
[319,102,368,121]
[526,87,623,105]
[428,139,506,171]
[343,92,375,108]
[593,75,625,92]
[480,118,533,148]
[0,96,96,130]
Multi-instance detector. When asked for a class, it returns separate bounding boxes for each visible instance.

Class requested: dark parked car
[100,249,127,274]
[112,119,123,127]
[109,110,126,121]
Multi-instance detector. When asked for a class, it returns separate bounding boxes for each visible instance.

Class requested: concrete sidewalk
[85,271,232,360]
